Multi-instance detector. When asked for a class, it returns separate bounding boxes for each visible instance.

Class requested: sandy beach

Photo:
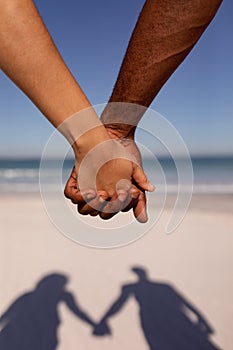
[0,194,232,349]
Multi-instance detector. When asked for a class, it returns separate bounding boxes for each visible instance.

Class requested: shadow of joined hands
[0,268,220,350]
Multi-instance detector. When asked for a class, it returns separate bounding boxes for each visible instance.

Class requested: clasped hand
[64,126,154,222]
[92,320,112,337]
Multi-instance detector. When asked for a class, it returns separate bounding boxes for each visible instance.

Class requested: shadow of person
[0,273,95,350]
[94,267,220,350]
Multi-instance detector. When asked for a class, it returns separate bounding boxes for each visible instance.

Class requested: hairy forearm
[0,0,94,126]
[101,0,222,133]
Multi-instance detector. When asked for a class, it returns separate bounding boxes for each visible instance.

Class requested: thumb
[132,164,155,192]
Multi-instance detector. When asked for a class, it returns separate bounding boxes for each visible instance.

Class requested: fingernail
[99,196,106,203]
[86,193,96,200]
[118,193,127,202]
[130,189,139,199]
[137,210,148,223]
[148,182,155,192]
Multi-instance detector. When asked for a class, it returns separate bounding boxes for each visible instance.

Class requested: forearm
[0,0,108,153]
[101,0,222,134]
[76,310,95,327]
[100,294,129,322]
[65,293,95,327]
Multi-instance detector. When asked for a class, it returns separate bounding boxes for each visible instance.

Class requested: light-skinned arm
[0,0,152,219]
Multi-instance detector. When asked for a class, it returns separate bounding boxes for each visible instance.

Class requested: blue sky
[0,0,232,158]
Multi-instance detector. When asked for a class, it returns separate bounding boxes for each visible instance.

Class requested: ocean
[0,157,232,195]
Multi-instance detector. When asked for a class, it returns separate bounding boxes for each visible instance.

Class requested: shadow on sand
[0,273,94,350]
[0,268,221,350]
[97,266,220,350]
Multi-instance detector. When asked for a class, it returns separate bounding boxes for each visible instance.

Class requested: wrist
[72,125,110,160]
[104,123,136,140]
[100,102,141,139]
[57,108,109,159]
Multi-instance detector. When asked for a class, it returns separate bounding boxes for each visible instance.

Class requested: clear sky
[0,0,232,158]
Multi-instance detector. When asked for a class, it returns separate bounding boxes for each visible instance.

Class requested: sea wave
[1,182,233,194]
[0,157,232,195]
[0,169,39,179]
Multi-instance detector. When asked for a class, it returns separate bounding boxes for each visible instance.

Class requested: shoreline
[1,192,232,214]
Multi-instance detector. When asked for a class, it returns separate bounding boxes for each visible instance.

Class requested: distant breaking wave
[0,157,232,194]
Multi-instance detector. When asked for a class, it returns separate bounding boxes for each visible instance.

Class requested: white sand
[0,194,232,349]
